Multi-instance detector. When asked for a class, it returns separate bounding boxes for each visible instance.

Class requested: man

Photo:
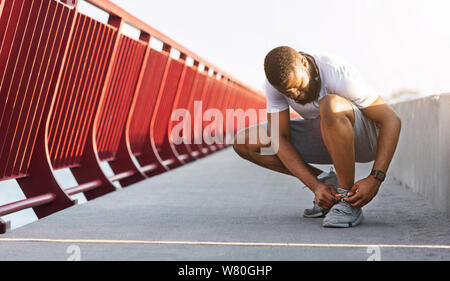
[233,46,401,228]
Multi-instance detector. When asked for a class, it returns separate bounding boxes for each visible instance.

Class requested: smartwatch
[370,170,386,182]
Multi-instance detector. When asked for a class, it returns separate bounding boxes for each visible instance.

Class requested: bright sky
[106,0,450,98]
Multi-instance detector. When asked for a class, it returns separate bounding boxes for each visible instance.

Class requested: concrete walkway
[0,148,449,261]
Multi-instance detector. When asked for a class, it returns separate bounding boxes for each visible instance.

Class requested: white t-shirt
[265,53,379,119]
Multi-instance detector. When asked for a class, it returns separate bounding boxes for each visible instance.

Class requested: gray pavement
[0,148,449,261]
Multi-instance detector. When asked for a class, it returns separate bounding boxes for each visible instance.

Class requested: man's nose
[290,91,300,100]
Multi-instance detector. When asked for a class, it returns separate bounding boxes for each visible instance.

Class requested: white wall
[390,94,450,215]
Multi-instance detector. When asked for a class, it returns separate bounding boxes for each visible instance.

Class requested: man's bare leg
[319,94,356,190]
[233,125,324,177]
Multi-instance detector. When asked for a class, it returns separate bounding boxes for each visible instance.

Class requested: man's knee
[319,94,354,127]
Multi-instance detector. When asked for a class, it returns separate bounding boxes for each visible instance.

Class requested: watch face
[372,170,385,181]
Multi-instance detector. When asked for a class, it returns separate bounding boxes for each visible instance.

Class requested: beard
[293,54,321,105]
[294,90,317,105]
[294,78,319,105]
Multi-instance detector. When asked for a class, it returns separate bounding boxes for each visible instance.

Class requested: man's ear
[300,56,308,68]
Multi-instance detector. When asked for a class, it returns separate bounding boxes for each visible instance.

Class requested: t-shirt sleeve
[321,62,379,109]
[265,79,289,113]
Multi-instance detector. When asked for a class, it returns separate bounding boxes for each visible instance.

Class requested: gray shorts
[260,104,380,164]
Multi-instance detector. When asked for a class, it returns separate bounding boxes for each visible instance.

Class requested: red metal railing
[0,0,266,233]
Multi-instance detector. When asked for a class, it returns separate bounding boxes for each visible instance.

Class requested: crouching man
[233,46,401,227]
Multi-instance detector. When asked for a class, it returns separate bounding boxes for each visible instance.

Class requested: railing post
[134,43,173,176]
[108,31,151,187]
[70,12,123,200]
[168,54,198,164]
[194,66,213,156]
[14,0,80,220]
[150,49,189,170]
[179,60,202,159]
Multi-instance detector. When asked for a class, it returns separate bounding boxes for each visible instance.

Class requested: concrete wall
[390,93,450,215]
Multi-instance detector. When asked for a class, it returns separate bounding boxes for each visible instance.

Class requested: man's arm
[268,110,340,209]
[360,96,402,173]
[345,96,402,207]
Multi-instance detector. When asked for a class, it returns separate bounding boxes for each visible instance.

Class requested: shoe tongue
[317,172,330,180]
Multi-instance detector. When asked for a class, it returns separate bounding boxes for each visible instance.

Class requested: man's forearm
[372,117,402,174]
[275,136,321,191]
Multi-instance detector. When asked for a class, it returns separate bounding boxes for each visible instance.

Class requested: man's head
[264,46,317,105]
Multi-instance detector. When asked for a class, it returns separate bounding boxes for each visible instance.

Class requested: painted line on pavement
[0,238,450,249]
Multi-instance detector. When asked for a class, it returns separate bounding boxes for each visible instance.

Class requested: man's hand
[313,183,342,210]
[344,176,381,208]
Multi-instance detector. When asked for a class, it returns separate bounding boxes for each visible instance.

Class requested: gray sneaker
[322,187,364,228]
[303,170,338,218]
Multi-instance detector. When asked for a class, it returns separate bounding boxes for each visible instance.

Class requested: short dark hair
[264,46,301,88]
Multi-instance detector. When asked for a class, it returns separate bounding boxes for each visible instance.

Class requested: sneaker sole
[322,212,364,228]
[303,211,328,218]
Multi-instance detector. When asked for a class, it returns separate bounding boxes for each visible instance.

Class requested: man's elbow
[381,111,401,129]
[385,113,402,136]
[393,112,402,132]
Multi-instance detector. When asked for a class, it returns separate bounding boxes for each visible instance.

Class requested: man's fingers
[318,201,331,210]
[359,198,371,208]
[350,199,365,208]
[333,194,342,204]
[329,186,338,195]
[347,184,359,197]
[319,196,335,209]
[344,193,360,203]
[327,185,342,202]
[348,182,360,196]
[350,196,370,208]
[322,199,332,209]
